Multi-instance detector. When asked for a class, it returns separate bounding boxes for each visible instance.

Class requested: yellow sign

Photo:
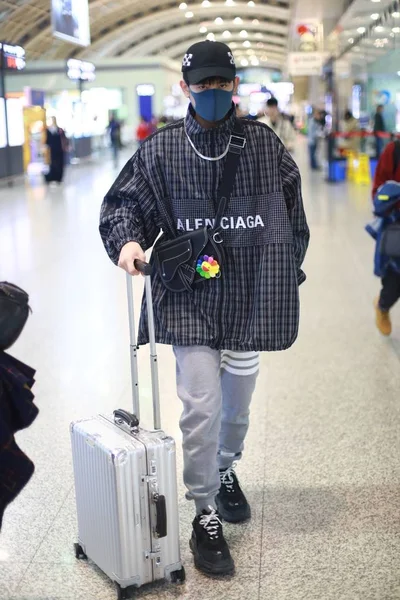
[354,154,371,186]
[346,151,356,182]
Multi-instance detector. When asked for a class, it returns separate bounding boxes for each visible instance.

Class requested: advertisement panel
[52,0,90,47]
[293,21,324,53]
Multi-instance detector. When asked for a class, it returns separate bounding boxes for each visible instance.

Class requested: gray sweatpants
[173,346,259,514]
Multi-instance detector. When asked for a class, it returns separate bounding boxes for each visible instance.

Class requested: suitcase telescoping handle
[125,260,161,431]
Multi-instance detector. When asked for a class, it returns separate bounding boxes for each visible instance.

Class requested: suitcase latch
[145,550,161,565]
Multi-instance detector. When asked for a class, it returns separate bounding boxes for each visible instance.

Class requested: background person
[136,117,152,145]
[373,105,386,159]
[44,117,68,185]
[258,97,296,152]
[371,141,400,335]
[308,108,323,170]
[107,113,121,166]
[343,110,360,154]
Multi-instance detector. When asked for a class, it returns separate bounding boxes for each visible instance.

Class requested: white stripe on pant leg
[220,351,259,376]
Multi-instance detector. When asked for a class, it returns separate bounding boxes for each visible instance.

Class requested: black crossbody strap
[214,119,246,231]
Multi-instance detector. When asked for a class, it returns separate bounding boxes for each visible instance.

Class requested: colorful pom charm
[196,255,220,279]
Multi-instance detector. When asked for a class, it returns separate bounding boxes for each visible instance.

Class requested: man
[258,97,296,152]
[100,41,309,577]
[373,105,386,159]
[372,140,400,335]
[308,108,323,171]
[107,113,121,167]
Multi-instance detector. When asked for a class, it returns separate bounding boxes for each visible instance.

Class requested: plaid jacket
[100,107,310,352]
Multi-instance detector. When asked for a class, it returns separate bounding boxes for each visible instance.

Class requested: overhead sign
[0,43,26,71]
[52,0,91,47]
[288,52,327,76]
[67,58,95,82]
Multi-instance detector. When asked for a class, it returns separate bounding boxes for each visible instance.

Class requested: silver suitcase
[70,263,185,600]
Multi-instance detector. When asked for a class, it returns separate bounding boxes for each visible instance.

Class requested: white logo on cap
[228,52,235,65]
[182,53,193,67]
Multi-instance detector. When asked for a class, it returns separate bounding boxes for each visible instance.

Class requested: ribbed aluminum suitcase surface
[70,414,182,590]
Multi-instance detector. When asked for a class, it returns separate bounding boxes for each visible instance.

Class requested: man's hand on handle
[118,242,146,276]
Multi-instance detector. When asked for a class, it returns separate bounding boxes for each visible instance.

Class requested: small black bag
[153,120,246,293]
[154,226,224,293]
[0,283,31,350]
[380,222,400,258]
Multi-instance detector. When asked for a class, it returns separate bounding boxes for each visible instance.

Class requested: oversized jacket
[100,107,310,352]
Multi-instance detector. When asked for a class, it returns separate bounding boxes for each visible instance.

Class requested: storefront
[232,68,294,117]
[44,86,124,155]
[0,43,26,180]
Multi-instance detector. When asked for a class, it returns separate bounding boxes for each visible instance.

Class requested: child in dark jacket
[370,149,400,335]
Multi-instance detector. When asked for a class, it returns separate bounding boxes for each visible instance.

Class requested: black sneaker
[190,507,235,576]
[216,464,251,523]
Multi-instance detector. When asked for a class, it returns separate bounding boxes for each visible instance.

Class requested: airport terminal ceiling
[0,0,296,66]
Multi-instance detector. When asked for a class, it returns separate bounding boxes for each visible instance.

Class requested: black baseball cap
[182,41,236,85]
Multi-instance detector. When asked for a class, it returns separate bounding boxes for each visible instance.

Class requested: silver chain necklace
[184,124,230,162]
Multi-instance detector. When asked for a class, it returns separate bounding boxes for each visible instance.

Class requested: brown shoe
[375,298,392,336]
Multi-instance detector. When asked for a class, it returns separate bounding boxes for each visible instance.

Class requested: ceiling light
[179,2,187,9]
[215,17,224,24]
[252,19,259,25]
[371,13,379,19]
[233,17,243,24]
[348,38,354,43]
[239,29,248,37]
[248,1,255,6]
[397,71,400,75]
[251,57,259,65]
[390,32,395,36]
[199,26,207,33]
[222,30,231,37]
[225,0,235,4]
[243,40,251,47]
[261,54,268,61]
[230,42,238,48]
[255,32,263,38]
[357,27,366,33]
[392,26,400,32]
[185,11,194,18]
[240,58,249,66]
[371,0,381,2]
[393,11,400,17]
[246,49,254,55]
[375,25,384,31]
[257,42,264,48]
[206,32,215,40]
[202,0,211,6]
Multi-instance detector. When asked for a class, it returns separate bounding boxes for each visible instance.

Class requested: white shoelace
[220,462,237,493]
[200,506,223,540]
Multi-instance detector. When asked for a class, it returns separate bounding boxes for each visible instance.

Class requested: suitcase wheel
[74,543,87,560]
[170,566,186,584]
[116,583,129,600]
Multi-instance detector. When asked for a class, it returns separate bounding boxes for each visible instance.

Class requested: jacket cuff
[297,270,306,286]
[107,222,145,265]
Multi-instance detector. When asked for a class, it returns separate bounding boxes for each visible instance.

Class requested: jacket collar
[184,103,237,138]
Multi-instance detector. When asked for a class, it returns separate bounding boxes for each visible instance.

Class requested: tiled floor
[1,140,399,600]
